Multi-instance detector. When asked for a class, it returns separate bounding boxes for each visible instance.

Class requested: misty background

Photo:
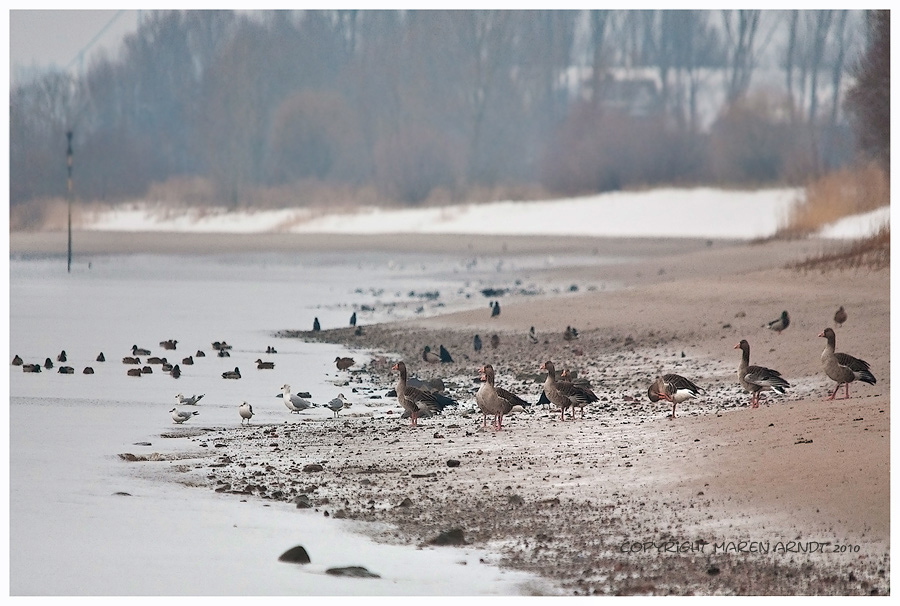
[8,10,882,225]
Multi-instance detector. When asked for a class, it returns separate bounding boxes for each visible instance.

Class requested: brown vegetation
[779,162,889,237]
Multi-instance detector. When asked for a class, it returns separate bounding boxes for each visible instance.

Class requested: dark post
[67,131,73,273]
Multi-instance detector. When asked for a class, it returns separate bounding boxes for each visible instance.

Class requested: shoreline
[152,235,888,595]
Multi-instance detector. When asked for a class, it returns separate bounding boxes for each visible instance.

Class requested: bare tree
[722,9,761,102]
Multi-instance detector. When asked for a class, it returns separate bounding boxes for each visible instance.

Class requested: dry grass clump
[779,162,889,238]
[790,225,890,272]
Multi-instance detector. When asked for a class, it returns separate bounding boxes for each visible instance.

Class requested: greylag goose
[170,408,199,424]
[818,328,876,400]
[222,367,241,379]
[473,334,482,352]
[176,393,205,406]
[159,339,178,350]
[57,350,67,362]
[350,312,357,327]
[239,402,254,425]
[132,345,152,356]
[255,358,275,370]
[11,354,23,366]
[313,317,321,332]
[439,345,453,363]
[765,311,790,334]
[477,364,528,431]
[647,374,705,419]
[558,368,597,418]
[834,306,847,328]
[96,352,106,362]
[422,346,441,364]
[541,360,598,420]
[735,339,790,408]
[391,361,440,427]
[22,363,42,373]
[334,356,355,371]
[280,384,312,413]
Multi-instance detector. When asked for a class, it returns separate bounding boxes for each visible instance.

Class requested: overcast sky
[9,10,140,80]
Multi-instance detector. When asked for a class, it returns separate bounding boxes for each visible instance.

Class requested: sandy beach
[13,230,888,595]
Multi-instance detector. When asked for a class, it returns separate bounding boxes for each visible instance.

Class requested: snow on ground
[816,206,891,239]
[82,187,888,241]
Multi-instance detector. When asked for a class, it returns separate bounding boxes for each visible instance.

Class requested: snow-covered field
[80,187,889,241]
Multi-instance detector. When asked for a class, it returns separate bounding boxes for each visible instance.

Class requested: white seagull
[176,393,205,406]
[279,384,312,414]
[170,407,199,424]
[239,402,254,425]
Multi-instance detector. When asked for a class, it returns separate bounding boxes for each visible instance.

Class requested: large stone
[278,545,311,565]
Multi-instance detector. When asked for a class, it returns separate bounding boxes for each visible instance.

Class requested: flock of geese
[14,305,875,428]
[388,305,876,429]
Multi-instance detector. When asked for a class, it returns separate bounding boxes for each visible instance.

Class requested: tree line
[9,9,881,211]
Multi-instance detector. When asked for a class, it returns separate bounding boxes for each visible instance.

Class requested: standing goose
[735,340,790,408]
[834,306,847,328]
[765,311,790,335]
[473,334,482,352]
[540,360,598,421]
[647,374,705,419]
[818,328,876,400]
[239,402,254,425]
[477,364,527,431]
[559,369,597,418]
[391,361,439,427]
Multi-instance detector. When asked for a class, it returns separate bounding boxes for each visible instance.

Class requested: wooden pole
[67,131,73,273]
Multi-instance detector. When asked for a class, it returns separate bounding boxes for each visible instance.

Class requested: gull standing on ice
[239,402,254,425]
[324,395,346,418]
[280,383,311,413]
[170,408,199,424]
